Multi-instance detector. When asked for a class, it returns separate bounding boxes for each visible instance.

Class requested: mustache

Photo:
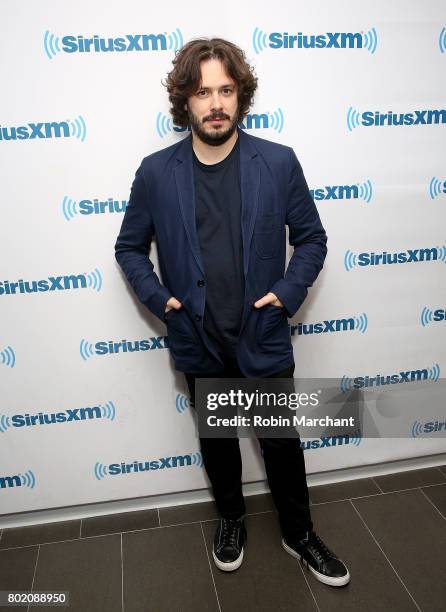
[204,113,230,122]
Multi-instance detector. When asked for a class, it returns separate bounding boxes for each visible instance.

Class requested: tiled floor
[0,466,445,612]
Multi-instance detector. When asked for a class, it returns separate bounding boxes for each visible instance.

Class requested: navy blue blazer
[114,127,327,376]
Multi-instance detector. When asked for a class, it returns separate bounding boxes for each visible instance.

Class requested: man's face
[185,58,239,146]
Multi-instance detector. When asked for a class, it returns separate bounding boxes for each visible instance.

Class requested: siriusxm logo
[344,246,446,271]
[429,177,446,199]
[439,27,446,53]
[94,451,203,480]
[0,345,15,368]
[311,180,373,203]
[62,196,127,221]
[0,402,116,433]
[290,313,368,337]
[0,269,102,297]
[301,430,362,450]
[0,116,86,142]
[156,109,285,138]
[252,27,377,54]
[420,307,446,327]
[412,419,446,437]
[341,363,440,392]
[44,29,183,58]
[0,470,36,490]
[80,337,168,360]
[175,393,190,414]
[347,107,446,131]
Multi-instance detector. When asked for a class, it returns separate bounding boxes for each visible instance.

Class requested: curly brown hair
[163,37,258,129]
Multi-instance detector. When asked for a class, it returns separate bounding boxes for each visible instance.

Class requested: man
[115,37,350,587]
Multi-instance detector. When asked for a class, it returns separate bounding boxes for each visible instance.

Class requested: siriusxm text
[268,32,362,49]
[1,122,70,141]
[1,476,21,489]
[290,318,355,336]
[108,455,193,474]
[8,407,103,428]
[79,199,127,215]
[95,338,168,354]
[0,275,87,295]
[301,433,358,450]
[310,185,360,201]
[61,34,168,53]
[360,109,445,127]
[357,248,438,266]
[432,309,446,321]
[422,420,446,433]
[353,369,430,388]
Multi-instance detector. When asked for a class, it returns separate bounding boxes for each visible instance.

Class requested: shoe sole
[282,539,350,587]
[212,547,244,572]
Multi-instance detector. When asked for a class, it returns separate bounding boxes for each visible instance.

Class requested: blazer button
[194,314,202,322]
[197,279,205,287]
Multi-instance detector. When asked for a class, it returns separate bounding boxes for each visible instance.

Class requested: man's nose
[210,92,223,109]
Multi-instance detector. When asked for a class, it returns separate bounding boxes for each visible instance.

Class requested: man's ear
[184,103,187,111]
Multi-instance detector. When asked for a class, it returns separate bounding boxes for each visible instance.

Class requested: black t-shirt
[192,138,244,357]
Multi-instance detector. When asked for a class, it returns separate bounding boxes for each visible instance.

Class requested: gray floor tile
[81,508,158,537]
[0,520,80,549]
[202,512,316,612]
[123,523,219,612]
[373,467,445,493]
[32,534,121,612]
[310,477,381,505]
[308,500,419,611]
[421,483,446,517]
[0,547,38,612]
[159,500,219,526]
[353,489,446,612]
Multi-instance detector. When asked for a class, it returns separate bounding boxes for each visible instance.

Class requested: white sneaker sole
[282,539,350,587]
[212,547,244,572]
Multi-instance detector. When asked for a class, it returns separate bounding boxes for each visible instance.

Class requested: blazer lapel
[174,134,205,275]
[238,127,261,277]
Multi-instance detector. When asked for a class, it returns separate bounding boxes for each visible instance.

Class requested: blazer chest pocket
[254,212,280,259]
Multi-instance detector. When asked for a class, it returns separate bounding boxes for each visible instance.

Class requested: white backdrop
[1,0,445,515]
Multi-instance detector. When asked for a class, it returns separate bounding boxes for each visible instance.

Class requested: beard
[187,107,239,146]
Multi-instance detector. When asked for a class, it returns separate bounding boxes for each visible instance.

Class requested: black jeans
[185,355,313,541]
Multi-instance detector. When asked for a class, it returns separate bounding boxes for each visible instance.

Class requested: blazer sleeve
[270,148,327,318]
[114,163,171,321]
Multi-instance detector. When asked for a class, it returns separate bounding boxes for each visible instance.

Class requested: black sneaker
[282,531,350,587]
[213,518,247,572]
